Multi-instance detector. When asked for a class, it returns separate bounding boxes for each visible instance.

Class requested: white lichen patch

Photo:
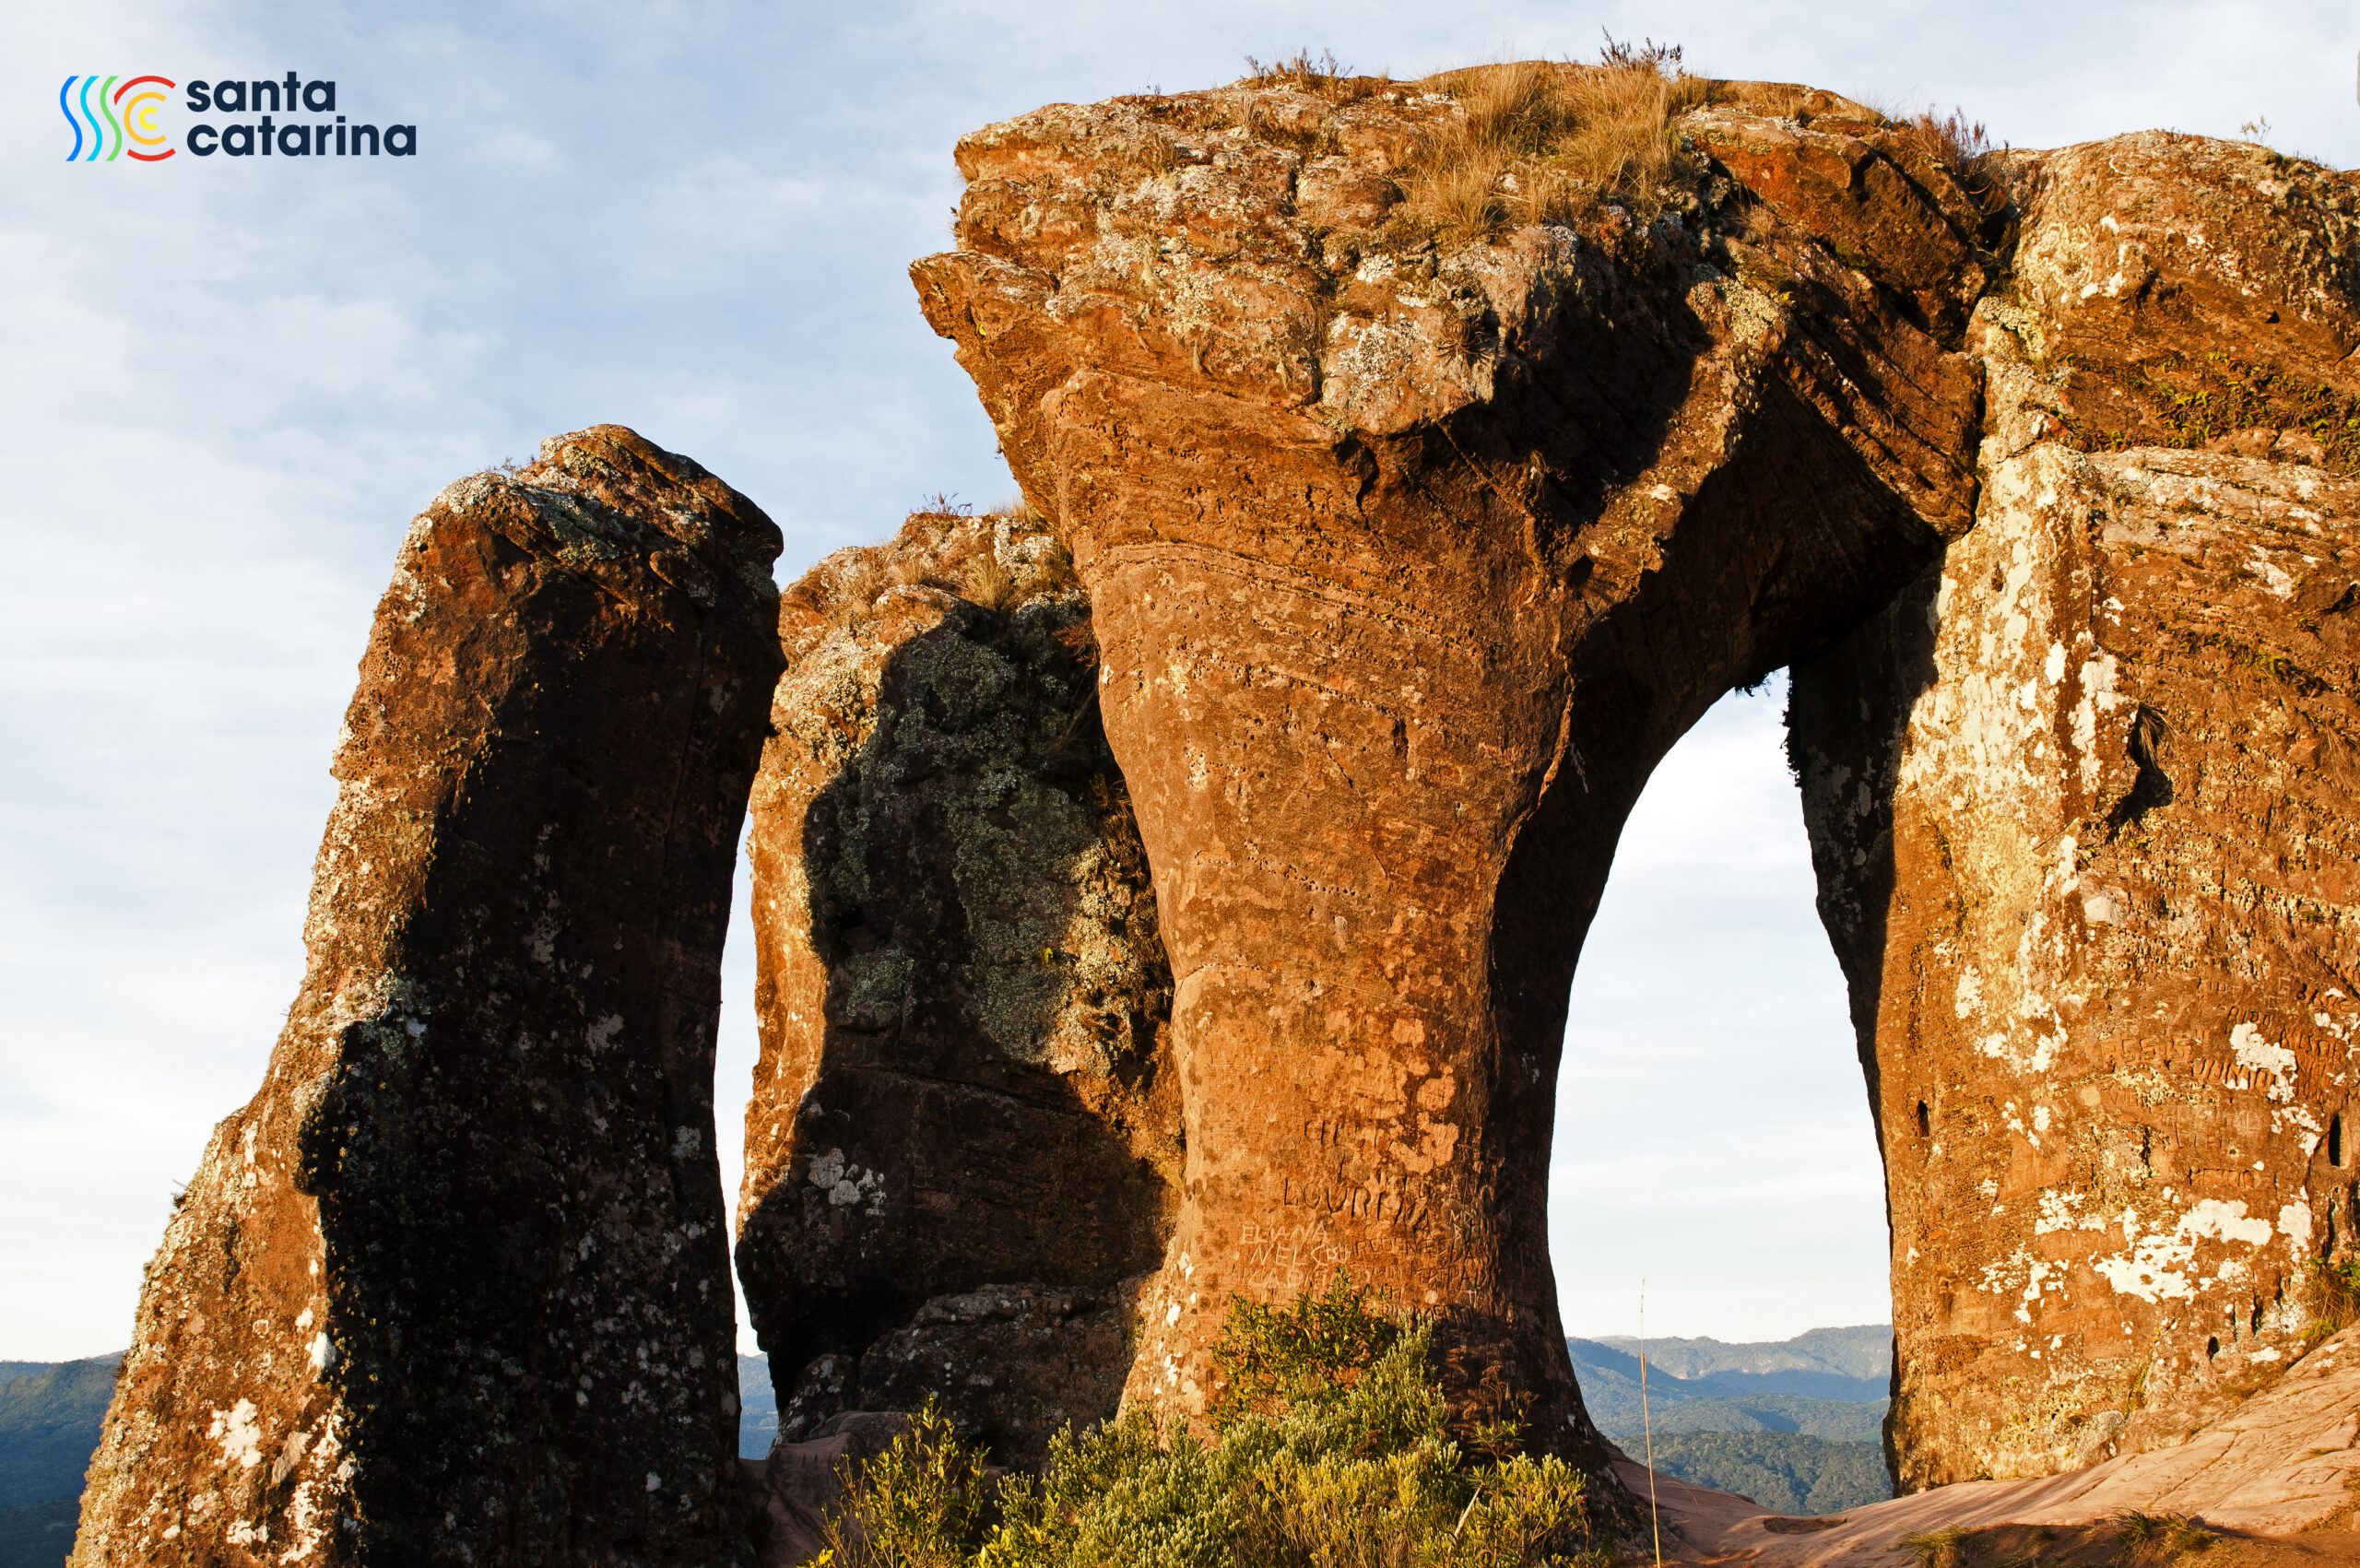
[2092,1198,2275,1303]
[208,1398,265,1469]
[2231,1022,2298,1102]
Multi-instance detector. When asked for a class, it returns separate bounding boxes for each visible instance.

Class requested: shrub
[1902,1526,1968,1568]
[1205,1272,1405,1430]
[807,1273,1600,1567]
[1896,107,2008,218]
[2310,1256,2360,1347]
[2110,1511,2216,1559]
[813,1401,992,1567]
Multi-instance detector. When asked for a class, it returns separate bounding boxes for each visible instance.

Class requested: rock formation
[907,62,2360,1491]
[734,509,1179,1458]
[74,428,782,1565]
[911,65,1997,1472]
[80,60,2360,1555]
[1792,134,2360,1487]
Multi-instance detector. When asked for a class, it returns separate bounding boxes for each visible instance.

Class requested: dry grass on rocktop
[1394,41,1707,241]
[1897,105,2010,216]
[1244,48,1362,94]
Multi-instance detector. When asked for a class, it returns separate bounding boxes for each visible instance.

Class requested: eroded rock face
[735,510,1178,1455]
[74,428,782,1566]
[913,69,1997,1468]
[1792,134,2360,1487]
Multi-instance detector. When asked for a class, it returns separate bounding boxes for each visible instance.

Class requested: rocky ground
[1635,1326,2360,1565]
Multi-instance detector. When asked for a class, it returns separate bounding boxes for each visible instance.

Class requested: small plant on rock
[2306,1256,2360,1349]
[1902,1526,1969,1568]
[813,1399,994,1567]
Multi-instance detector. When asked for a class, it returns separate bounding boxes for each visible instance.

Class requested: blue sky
[4,0,2352,1362]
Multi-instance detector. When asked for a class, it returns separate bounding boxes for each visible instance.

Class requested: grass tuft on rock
[1392,37,1707,242]
[806,1272,1602,1567]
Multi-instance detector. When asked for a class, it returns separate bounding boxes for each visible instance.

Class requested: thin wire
[1641,1279,1663,1568]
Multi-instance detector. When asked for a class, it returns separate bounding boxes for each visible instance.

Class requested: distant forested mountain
[1564,1335,1887,1439]
[739,1353,776,1458]
[1633,1431,1892,1516]
[1581,1324,1890,1401]
[0,1496,78,1568]
[0,1359,118,1509]
[0,1356,121,1567]
[1566,1326,1893,1515]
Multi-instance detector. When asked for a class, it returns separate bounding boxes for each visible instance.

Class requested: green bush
[808,1274,1600,1568]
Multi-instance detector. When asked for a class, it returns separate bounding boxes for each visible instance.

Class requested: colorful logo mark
[59,76,176,162]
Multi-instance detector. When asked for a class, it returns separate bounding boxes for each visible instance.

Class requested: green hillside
[739,1353,776,1458]
[0,1496,77,1568]
[0,1360,116,1509]
[1566,1338,1886,1440]
[1566,1327,1893,1515]
[1634,1431,1891,1516]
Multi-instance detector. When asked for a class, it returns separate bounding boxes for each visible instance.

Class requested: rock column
[1794,134,2360,1487]
[73,428,782,1566]
[734,511,1181,1459]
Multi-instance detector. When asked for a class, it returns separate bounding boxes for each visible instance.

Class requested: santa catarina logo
[57,74,418,161]
[58,76,178,160]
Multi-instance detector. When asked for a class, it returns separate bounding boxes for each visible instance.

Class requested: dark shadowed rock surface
[735,509,1177,1455]
[782,1281,1138,1467]
[73,427,782,1566]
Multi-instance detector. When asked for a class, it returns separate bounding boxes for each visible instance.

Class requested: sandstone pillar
[733,511,1181,1457]
[914,71,1992,1463]
[73,428,782,1565]
[1793,134,2360,1487]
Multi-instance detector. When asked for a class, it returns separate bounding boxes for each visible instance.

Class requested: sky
[2,0,2353,1364]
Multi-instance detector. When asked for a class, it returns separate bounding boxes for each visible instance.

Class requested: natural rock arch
[749,65,2360,1497]
[891,69,1992,1479]
[75,63,2360,1566]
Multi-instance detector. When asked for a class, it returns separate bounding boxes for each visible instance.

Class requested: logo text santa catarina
[57,74,418,161]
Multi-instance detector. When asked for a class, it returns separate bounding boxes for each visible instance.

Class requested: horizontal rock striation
[735,510,1178,1458]
[1793,134,2360,1488]
[914,65,2001,1473]
[73,427,782,1566]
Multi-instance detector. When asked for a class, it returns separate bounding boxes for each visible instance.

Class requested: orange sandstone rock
[912,69,1993,1474]
[1794,133,2360,1489]
[73,428,782,1566]
[734,511,1179,1458]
